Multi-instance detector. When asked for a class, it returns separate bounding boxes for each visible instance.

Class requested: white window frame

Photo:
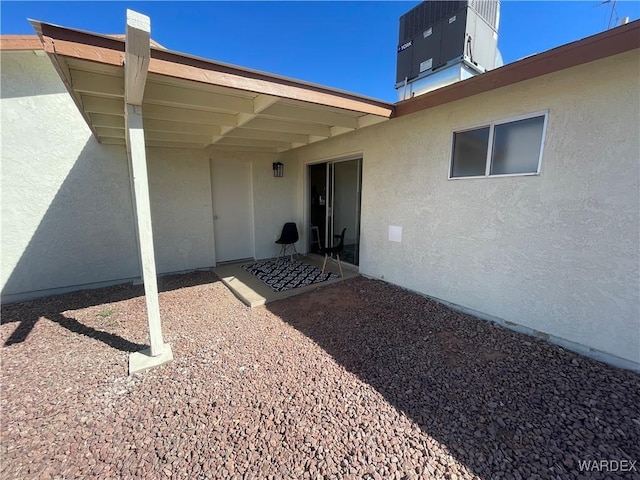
[448,110,549,180]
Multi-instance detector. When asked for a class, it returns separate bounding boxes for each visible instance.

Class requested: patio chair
[275,222,299,261]
[319,227,346,277]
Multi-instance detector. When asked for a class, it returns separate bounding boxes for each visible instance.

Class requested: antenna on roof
[597,0,621,30]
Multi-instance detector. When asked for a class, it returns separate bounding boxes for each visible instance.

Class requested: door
[331,159,362,266]
[210,158,254,264]
[308,163,327,254]
[308,158,362,266]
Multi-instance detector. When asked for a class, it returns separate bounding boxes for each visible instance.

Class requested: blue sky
[2,1,638,102]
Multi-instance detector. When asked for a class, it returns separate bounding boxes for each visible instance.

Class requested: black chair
[318,227,346,277]
[275,222,299,261]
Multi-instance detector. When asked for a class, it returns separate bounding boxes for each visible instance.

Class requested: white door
[210,158,254,263]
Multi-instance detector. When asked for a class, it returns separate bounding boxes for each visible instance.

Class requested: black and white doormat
[242,259,339,292]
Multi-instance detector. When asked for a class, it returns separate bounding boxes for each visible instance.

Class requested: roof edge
[0,35,43,51]
[394,19,640,117]
[29,19,394,113]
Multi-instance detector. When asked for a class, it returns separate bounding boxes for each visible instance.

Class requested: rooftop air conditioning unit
[396,0,501,100]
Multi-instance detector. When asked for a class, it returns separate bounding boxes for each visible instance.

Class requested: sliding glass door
[309,158,362,266]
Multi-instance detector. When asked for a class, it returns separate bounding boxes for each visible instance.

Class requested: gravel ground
[1,272,639,480]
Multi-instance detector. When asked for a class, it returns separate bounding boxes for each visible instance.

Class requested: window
[450,112,547,178]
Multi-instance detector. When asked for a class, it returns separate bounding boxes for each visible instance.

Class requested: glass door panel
[331,159,361,266]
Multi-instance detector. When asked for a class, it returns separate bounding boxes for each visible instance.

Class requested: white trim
[208,157,217,266]
[536,112,549,176]
[328,162,334,245]
[248,159,256,261]
[304,150,364,166]
[485,123,495,177]
[448,110,549,180]
[303,152,364,261]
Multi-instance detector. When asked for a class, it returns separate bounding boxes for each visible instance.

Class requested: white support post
[125,10,172,373]
[126,104,164,355]
[125,9,150,106]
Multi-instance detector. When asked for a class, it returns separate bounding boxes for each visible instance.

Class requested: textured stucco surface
[1,53,219,301]
[1,52,139,301]
[3,49,638,368]
[249,153,301,261]
[283,51,640,367]
[147,148,215,273]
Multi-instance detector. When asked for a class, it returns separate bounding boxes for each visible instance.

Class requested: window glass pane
[451,127,489,177]
[490,116,545,175]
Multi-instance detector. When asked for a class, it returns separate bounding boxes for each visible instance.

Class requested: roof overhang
[26,21,394,152]
[2,18,638,148]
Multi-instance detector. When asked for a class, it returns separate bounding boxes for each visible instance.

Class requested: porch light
[273,162,284,177]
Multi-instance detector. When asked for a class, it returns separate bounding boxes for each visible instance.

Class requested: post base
[129,343,173,375]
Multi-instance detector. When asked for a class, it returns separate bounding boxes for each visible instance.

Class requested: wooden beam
[357,114,389,128]
[213,94,279,144]
[224,127,309,144]
[143,82,255,113]
[100,137,126,145]
[253,94,279,113]
[34,19,393,117]
[142,104,236,126]
[260,102,359,129]
[71,69,124,98]
[146,139,206,149]
[0,35,43,51]
[95,126,125,138]
[215,137,291,149]
[124,9,150,105]
[82,95,124,115]
[149,56,393,117]
[143,118,219,136]
[123,12,171,370]
[38,39,102,141]
[89,113,125,129]
[42,37,123,66]
[125,103,165,357]
[205,144,278,153]
[145,130,211,144]
[241,117,331,137]
[329,126,355,137]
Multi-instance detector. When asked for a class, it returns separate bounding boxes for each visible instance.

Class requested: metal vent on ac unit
[395,0,501,100]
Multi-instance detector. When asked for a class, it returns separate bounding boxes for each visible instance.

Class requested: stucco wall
[1,52,139,301]
[147,148,215,273]
[252,154,302,260]
[1,53,219,301]
[283,51,640,368]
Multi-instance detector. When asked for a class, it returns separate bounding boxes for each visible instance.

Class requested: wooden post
[124,10,172,372]
[125,104,164,356]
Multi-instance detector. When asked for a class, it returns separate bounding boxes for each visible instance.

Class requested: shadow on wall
[267,277,640,479]
[1,137,141,303]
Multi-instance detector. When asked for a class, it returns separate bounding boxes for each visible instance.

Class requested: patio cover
[29,20,394,152]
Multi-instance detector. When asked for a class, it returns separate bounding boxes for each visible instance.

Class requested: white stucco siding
[288,51,640,368]
[1,52,139,301]
[252,154,302,260]
[146,148,215,273]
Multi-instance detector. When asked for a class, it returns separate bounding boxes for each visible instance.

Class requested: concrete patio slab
[213,255,357,307]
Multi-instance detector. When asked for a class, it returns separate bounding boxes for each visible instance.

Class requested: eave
[25,20,394,153]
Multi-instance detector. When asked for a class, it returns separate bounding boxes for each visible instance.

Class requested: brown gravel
[1,272,639,480]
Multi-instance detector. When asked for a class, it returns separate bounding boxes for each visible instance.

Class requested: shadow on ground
[267,276,640,479]
[1,271,217,352]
